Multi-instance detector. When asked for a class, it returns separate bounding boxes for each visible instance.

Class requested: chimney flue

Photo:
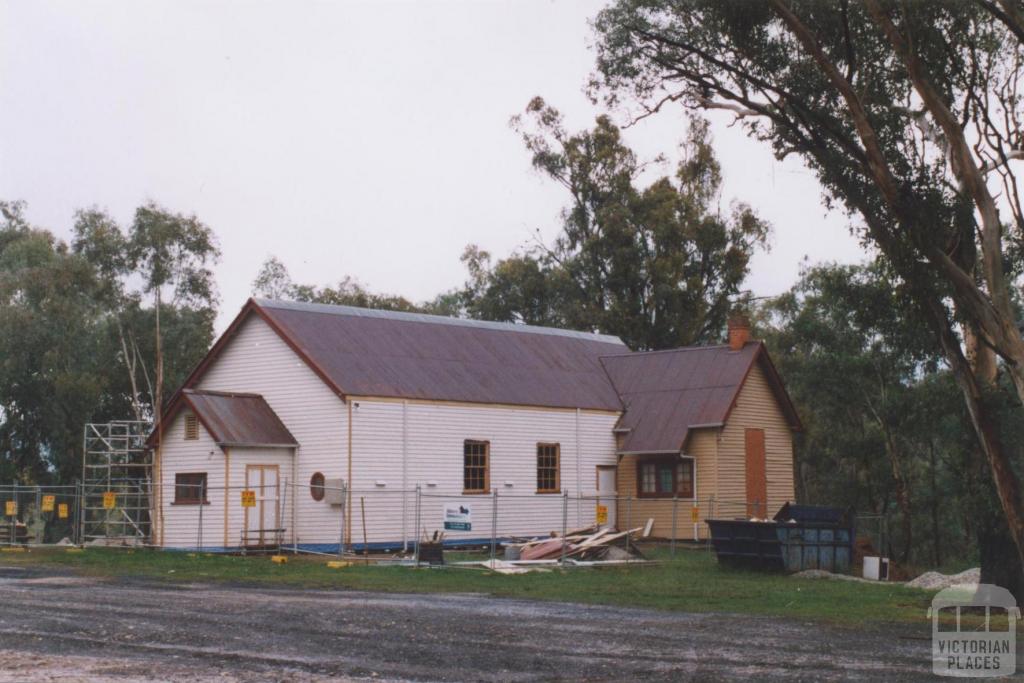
[728,313,751,351]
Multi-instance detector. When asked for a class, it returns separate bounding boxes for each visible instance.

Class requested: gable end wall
[195,314,348,545]
[716,360,796,518]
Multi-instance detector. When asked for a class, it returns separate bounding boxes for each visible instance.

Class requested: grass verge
[0,546,935,625]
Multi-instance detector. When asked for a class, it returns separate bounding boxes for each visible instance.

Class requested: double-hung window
[536,443,560,493]
[463,440,489,493]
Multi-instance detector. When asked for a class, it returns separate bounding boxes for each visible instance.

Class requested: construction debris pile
[508,524,647,562]
[451,523,652,574]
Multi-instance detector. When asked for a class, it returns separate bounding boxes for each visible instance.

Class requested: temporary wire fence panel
[0,484,83,547]
[0,477,816,555]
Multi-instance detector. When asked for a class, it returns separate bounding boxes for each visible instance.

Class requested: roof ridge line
[254,298,625,346]
[184,388,263,399]
[615,382,749,396]
[600,343,743,359]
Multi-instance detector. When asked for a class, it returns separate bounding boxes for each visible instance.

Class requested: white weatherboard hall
[149,298,801,551]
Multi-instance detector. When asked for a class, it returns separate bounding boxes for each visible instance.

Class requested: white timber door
[245,464,280,547]
[596,466,617,530]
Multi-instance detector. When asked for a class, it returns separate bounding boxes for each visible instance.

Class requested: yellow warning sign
[691,506,700,523]
[41,495,55,512]
[58,503,69,519]
[102,492,116,509]
[596,504,608,525]
[241,490,256,508]
[4,501,16,517]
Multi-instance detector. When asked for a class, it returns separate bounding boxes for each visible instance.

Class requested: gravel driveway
[0,565,938,681]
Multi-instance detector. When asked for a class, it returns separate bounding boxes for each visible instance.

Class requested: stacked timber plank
[509,524,647,562]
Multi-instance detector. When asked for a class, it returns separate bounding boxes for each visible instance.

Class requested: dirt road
[0,565,936,681]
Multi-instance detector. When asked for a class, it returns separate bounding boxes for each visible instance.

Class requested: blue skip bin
[706,503,854,573]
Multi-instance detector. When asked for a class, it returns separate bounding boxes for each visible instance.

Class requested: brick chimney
[728,313,751,351]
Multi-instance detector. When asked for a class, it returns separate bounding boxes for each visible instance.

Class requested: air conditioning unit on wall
[323,478,347,506]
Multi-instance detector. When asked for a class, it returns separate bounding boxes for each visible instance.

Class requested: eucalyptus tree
[592,0,1024,585]
[460,100,770,350]
[73,203,219,429]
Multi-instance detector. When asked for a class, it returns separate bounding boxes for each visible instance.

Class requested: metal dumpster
[706,503,855,573]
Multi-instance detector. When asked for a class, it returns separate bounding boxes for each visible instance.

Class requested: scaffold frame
[81,420,153,545]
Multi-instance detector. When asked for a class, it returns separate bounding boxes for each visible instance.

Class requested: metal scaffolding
[81,421,152,545]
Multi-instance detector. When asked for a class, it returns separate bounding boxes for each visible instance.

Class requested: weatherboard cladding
[253,299,628,411]
[601,344,762,454]
[183,389,297,447]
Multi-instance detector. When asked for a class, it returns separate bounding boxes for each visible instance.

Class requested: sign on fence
[240,490,256,508]
[691,505,700,523]
[58,503,69,519]
[596,504,608,525]
[443,502,471,531]
[41,495,55,512]
[102,492,116,510]
[4,501,15,517]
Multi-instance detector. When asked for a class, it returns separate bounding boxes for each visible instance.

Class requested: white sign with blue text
[443,502,472,531]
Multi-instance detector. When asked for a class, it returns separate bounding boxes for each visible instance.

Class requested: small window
[463,440,489,493]
[310,472,325,501]
[536,443,560,493]
[174,472,207,504]
[184,414,199,440]
[637,456,694,499]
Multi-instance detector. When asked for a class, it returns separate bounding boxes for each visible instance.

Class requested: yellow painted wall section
[716,360,795,519]
[615,429,717,540]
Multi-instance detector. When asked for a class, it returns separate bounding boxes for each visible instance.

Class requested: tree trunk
[116,318,144,423]
[154,289,162,423]
[153,288,163,547]
[973,453,1024,601]
[771,0,1024,571]
[876,428,914,564]
[932,307,1024,577]
[929,440,942,568]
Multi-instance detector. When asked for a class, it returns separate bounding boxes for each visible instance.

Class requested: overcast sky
[2,0,866,332]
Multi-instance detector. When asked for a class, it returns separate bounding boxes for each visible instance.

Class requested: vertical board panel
[744,428,767,517]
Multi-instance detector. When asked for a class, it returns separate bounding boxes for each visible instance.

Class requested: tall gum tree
[591,0,1024,585]
[455,99,770,350]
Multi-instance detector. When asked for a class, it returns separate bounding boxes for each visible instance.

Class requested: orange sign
[4,501,15,517]
[241,490,256,508]
[58,503,69,519]
[691,505,700,523]
[595,504,608,525]
[41,495,55,512]
[102,492,116,509]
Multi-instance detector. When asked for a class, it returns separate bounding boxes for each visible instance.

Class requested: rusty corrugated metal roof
[601,343,763,453]
[182,389,297,448]
[253,299,628,411]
